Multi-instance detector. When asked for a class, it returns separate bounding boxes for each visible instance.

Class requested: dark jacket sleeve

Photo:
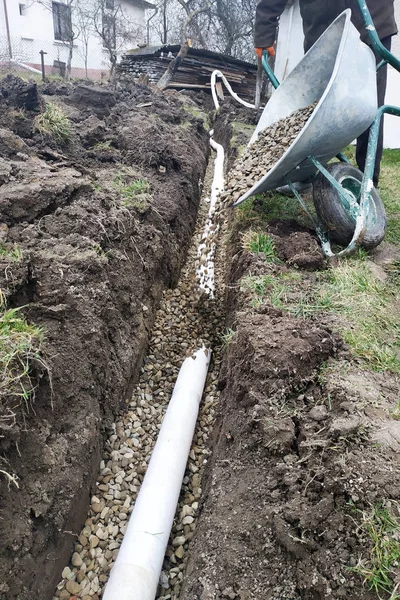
[254,0,289,48]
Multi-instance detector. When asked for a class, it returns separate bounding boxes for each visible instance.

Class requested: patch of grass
[182,104,211,130]
[241,230,279,262]
[34,103,72,146]
[93,140,112,151]
[90,243,109,261]
[235,191,314,229]
[0,243,22,262]
[317,261,400,373]
[240,257,399,373]
[0,297,48,472]
[240,271,331,317]
[351,501,400,599]
[113,172,151,211]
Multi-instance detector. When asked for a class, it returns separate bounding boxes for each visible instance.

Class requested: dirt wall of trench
[0,75,210,599]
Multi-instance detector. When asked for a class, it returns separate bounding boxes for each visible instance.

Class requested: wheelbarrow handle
[262,50,280,89]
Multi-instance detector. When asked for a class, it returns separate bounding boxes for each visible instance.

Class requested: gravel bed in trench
[222,101,317,205]
[53,159,226,600]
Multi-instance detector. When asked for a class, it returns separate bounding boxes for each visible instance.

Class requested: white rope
[211,70,256,111]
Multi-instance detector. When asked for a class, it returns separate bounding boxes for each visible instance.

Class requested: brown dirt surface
[180,183,400,598]
[0,75,209,599]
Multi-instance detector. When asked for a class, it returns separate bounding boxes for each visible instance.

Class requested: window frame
[52,1,73,42]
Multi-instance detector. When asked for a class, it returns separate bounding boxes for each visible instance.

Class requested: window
[19,4,27,16]
[105,0,114,10]
[52,2,72,42]
[102,13,116,49]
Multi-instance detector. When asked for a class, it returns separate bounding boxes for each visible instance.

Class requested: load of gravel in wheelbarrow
[222,102,317,206]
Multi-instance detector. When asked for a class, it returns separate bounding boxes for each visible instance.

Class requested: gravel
[53,160,226,600]
[222,102,318,205]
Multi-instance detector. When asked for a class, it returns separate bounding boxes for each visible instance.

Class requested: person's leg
[356,36,392,187]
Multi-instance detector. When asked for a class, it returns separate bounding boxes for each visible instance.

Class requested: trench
[52,148,227,600]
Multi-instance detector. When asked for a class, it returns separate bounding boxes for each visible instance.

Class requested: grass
[0,243,22,262]
[351,501,400,599]
[0,298,48,487]
[93,140,112,151]
[240,257,399,373]
[318,260,400,373]
[221,327,235,348]
[113,172,151,211]
[241,230,279,262]
[34,103,72,146]
[236,192,304,224]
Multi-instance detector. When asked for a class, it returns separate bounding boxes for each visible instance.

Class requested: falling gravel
[53,159,226,600]
[223,102,317,205]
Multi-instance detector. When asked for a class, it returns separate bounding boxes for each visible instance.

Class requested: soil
[2,73,400,600]
[0,75,209,599]
[180,198,400,596]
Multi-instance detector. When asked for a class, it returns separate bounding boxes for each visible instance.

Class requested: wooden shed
[118,45,257,101]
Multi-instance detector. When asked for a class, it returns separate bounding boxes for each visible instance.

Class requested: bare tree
[157,0,213,90]
[92,0,145,73]
[76,0,94,78]
[34,0,78,79]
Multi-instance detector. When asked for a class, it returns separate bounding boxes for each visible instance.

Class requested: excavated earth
[1,79,400,600]
[180,108,400,600]
[0,74,210,599]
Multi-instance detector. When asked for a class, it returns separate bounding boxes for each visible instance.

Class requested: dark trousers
[356,36,392,187]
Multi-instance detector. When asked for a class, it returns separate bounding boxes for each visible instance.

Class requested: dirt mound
[0,78,209,599]
[181,294,399,600]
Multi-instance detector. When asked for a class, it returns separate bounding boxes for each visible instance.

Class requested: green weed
[94,141,112,151]
[34,103,72,145]
[0,299,48,458]
[351,501,400,599]
[242,230,279,262]
[113,173,151,211]
[221,327,235,348]
[0,243,22,262]
[90,243,109,260]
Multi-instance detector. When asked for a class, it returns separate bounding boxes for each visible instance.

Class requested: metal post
[2,0,12,59]
[39,50,47,82]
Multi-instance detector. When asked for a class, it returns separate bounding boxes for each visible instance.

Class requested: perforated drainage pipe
[102,346,211,600]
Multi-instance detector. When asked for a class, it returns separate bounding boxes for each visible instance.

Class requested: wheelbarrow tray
[234,10,377,206]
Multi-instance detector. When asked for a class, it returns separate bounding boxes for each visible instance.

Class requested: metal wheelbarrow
[233,4,400,257]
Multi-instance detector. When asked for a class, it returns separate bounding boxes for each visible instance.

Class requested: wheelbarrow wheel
[313,163,386,249]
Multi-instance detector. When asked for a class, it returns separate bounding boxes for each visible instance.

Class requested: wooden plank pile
[118,45,257,100]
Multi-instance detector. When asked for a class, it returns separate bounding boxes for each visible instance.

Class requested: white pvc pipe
[211,69,256,110]
[196,131,225,297]
[11,60,42,74]
[102,346,211,600]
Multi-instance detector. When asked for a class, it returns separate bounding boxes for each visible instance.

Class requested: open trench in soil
[1,77,400,600]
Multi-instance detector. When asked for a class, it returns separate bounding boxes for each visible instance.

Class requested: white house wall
[275,0,400,148]
[0,0,148,78]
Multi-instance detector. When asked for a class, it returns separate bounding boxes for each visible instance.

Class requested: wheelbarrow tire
[313,163,386,249]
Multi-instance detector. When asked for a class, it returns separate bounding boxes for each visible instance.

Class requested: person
[254,0,398,187]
